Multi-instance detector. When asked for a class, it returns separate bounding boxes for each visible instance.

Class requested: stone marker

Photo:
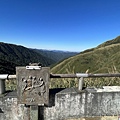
[16,66,50,105]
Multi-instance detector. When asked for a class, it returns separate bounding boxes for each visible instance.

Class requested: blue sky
[0,0,120,52]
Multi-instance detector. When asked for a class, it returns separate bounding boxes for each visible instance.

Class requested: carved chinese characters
[16,67,49,105]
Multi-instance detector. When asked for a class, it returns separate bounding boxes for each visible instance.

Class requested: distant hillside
[51,36,120,74]
[32,49,78,63]
[0,42,54,74]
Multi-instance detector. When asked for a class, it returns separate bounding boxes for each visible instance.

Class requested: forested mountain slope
[0,42,54,74]
[32,49,78,63]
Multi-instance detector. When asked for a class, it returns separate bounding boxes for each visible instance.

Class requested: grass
[51,42,120,74]
[5,79,17,91]
[50,76,120,89]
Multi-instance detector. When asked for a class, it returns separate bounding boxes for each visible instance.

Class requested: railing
[50,73,120,90]
[0,73,120,94]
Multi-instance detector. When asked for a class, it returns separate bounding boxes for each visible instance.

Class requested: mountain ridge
[97,36,120,48]
[51,36,120,74]
[32,48,78,63]
[0,42,78,74]
[0,42,54,74]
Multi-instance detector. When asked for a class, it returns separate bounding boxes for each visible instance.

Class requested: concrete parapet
[65,116,118,120]
[0,91,30,120]
[0,87,120,120]
[45,86,120,120]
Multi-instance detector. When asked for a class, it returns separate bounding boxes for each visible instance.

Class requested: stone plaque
[16,67,49,105]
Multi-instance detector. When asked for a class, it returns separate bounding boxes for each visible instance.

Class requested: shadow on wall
[0,108,4,113]
[49,88,65,107]
[38,88,65,120]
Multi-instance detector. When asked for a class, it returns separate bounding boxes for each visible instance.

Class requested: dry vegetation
[5,79,17,90]
[5,65,120,90]
[50,65,120,88]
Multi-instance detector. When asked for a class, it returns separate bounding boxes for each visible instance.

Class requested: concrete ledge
[65,116,118,120]
[1,87,120,120]
[45,86,120,120]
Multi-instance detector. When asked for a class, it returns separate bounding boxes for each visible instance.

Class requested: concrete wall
[0,89,63,120]
[0,91,31,120]
[45,87,120,120]
[0,87,120,120]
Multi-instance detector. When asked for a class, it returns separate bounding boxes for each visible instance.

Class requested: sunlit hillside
[51,36,120,74]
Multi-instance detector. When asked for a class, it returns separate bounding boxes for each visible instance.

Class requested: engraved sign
[16,67,49,105]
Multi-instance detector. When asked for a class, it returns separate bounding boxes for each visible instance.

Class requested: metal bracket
[26,66,41,70]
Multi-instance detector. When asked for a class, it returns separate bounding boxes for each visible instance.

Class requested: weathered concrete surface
[65,116,118,120]
[16,67,50,105]
[0,89,63,120]
[1,87,120,120]
[0,91,30,120]
[45,87,120,120]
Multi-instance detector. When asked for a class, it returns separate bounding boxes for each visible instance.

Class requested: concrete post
[0,74,8,94]
[0,79,5,94]
[78,77,84,91]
